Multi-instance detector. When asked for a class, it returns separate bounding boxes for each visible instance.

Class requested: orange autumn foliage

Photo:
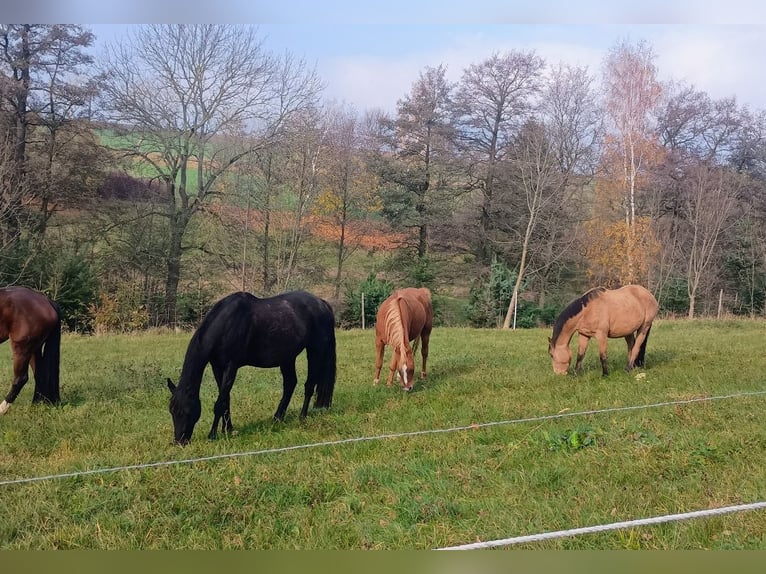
[584,216,660,287]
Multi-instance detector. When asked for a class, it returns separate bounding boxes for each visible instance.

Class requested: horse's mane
[383,295,409,355]
[551,287,606,344]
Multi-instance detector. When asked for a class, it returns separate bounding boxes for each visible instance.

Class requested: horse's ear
[547,337,552,344]
[166,378,176,392]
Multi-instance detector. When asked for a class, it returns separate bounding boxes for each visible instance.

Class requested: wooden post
[717,289,723,319]
[361,292,365,329]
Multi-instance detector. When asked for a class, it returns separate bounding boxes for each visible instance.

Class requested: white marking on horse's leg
[0,400,10,415]
[373,378,379,386]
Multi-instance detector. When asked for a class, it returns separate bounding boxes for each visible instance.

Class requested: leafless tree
[0,24,98,244]
[682,163,741,318]
[501,64,601,328]
[98,24,321,324]
[453,51,545,262]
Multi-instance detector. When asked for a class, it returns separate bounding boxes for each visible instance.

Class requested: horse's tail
[636,324,652,368]
[35,300,62,404]
[314,309,337,410]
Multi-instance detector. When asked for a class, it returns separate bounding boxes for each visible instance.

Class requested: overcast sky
[12,1,766,113]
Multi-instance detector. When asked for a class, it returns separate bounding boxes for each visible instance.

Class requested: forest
[1,24,764,332]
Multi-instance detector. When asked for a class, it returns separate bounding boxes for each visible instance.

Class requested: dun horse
[0,286,62,415]
[374,287,433,391]
[548,285,658,376]
[167,290,336,445]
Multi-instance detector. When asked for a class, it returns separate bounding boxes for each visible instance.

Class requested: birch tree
[602,38,662,282]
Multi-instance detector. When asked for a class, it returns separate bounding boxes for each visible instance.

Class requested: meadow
[0,320,765,549]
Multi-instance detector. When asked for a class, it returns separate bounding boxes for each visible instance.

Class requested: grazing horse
[548,285,658,376]
[166,290,336,445]
[0,286,62,415]
[373,287,433,391]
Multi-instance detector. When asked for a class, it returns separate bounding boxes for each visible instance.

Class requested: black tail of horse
[636,325,652,368]
[314,325,336,409]
[33,300,62,404]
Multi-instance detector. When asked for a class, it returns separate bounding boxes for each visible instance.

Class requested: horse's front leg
[209,364,237,440]
[597,335,609,376]
[386,349,400,387]
[0,349,32,415]
[274,362,298,422]
[573,334,590,375]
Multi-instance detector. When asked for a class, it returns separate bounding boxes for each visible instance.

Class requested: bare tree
[272,107,325,292]
[99,24,321,324]
[682,163,741,318]
[0,24,97,243]
[501,64,601,328]
[316,103,379,299]
[453,51,545,262]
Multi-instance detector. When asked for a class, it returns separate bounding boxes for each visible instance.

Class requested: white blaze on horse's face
[400,365,411,391]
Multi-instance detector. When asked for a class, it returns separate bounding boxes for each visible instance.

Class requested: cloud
[321,25,766,113]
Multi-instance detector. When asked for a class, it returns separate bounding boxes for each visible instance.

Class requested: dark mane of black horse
[167,290,336,445]
[551,287,606,345]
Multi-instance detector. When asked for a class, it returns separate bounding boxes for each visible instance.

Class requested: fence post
[361,292,365,329]
[717,289,723,319]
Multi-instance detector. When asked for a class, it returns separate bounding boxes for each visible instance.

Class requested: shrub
[340,273,393,329]
[465,257,515,328]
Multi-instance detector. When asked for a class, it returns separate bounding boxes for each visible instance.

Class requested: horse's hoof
[373,379,379,386]
[0,400,9,415]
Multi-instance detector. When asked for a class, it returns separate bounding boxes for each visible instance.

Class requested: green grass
[0,320,765,549]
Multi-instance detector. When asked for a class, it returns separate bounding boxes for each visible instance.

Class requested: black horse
[166,290,337,445]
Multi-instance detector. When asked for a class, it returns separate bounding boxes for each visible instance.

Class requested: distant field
[0,320,765,549]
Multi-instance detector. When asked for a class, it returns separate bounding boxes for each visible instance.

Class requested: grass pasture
[0,320,765,549]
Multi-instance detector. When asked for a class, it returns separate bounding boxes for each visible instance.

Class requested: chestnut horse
[548,285,658,376]
[0,286,62,414]
[373,287,433,391]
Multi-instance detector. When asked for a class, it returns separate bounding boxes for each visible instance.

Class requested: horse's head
[166,378,202,446]
[398,345,416,391]
[548,337,571,375]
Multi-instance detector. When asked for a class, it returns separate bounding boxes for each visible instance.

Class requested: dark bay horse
[0,286,62,415]
[166,290,336,445]
[548,285,658,376]
[374,287,433,391]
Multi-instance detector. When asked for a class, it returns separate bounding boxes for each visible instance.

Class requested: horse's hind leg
[624,333,636,371]
[628,325,652,370]
[274,362,298,422]
[0,346,32,415]
[31,348,46,403]
[419,332,430,379]
[300,349,317,419]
